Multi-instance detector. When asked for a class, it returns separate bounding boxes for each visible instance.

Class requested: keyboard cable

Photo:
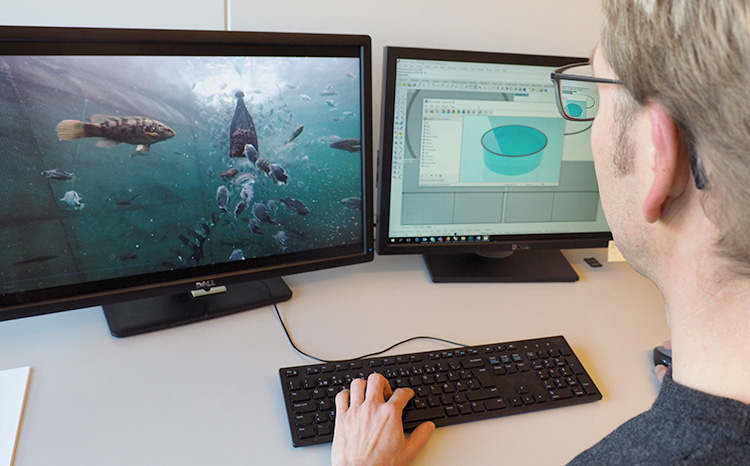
[261,280,468,364]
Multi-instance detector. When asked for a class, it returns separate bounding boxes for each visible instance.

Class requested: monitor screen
[376,46,610,282]
[0,26,373,335]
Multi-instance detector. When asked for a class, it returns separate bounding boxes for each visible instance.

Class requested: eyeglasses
[550,61,707,189]
[550,61,624,122]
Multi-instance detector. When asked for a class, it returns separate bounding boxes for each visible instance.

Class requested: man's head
[598,0,750,276]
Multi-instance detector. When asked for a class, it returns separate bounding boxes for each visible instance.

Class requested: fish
[248,218,263,234]
[220,168,239,179]
[330,137,361,153]
[325,99,337,108]
[13,255,57,266]
[56,115,175,153]
[234,200,247,218]
[285,125,304,144]
[240,183,254,202]
[116,253,137,260]
[269,164,289,185]
[341,197,362,210]
[243,144,259,164]
[252,202,274,224]
[114,194,138,206]
[277,142,297,155]
[320,84,337,96]
[229,91,259,158]
[229,249,245,261]
[59,190,84,209]
[345,72,357,79]
[232,172,256,187]
[255,158,271,174]
[216,185,230,212]
[299,94,312,102]
[279,196,310,216]
[274,230,288,249]
[41,168,73,180]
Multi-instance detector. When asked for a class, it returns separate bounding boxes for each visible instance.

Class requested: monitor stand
[423,250,579,283]
[102,277,292,337]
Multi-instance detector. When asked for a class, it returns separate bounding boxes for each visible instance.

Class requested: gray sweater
[568,370,750,465]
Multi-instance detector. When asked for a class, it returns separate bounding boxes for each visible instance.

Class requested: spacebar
[403,407,445,424]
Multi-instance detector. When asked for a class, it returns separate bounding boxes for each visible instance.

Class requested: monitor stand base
[102,277,292,337]
[424,250,579,283]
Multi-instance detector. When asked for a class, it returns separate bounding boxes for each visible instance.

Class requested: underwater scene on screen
[0,55,364,293]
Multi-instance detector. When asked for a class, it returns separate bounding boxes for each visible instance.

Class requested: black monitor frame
[376,46,611,282]
[0,26,374,335]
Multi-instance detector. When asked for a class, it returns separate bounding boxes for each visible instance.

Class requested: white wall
[228,0,602,144]
[1,0,225,29]
[2,0,602,155]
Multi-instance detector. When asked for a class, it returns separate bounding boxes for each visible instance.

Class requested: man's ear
[642,104,691,223]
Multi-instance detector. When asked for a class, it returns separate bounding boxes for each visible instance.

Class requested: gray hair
[601,0,750,275]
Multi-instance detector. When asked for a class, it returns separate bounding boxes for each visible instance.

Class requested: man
[331,1,750,464]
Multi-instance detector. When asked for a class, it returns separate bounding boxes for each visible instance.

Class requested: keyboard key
[403,406,445,423]
[548,388,574,401]
[296,426,316,439]
[484,398,506,411]
[466,387,500,401]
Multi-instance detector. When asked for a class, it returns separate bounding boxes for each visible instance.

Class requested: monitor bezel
[0,26,374,322]
[376,46,612,256]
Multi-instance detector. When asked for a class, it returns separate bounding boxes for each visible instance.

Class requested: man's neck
[666,274,750,404]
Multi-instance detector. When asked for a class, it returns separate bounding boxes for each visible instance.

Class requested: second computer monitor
[377,47,611,282]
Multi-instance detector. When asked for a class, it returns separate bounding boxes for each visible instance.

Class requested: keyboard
[279,335,601,447]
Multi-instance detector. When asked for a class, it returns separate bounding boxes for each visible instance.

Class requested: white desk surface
[0,249,668,466]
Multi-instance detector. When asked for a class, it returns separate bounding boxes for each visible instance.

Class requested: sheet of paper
[608,240,627,262]
[0,367,31,466]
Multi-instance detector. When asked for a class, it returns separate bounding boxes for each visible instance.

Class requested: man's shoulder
[567,374,750,465]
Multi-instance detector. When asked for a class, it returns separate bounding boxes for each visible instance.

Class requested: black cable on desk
[260,280,468,364]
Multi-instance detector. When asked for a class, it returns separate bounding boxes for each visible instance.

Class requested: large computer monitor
[376,46,611,282]
[0,26,373,336]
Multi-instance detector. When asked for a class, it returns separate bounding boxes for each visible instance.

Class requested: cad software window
[387,57,608,239]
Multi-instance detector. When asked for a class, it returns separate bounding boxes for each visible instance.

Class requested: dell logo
[195,280,217,290]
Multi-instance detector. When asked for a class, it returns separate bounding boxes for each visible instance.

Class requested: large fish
[229,91,259,158]
[60,190,85,210]
[229,249,245,261]
[341,197,362,210]
[330,137,361,153]
[243,144,259,164]
[279,196,310,216]
[252,202,274,224]
[216,185,230,212]
[56,115,175,153]
[240,183,254,203]
[284,125,304,145]
[41,168,74,180]
[220,168,239,179]
[248,218,263,235]
[268,164,289,186]
[234,200,248,218]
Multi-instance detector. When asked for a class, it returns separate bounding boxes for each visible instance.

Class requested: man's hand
[331,372,435,466]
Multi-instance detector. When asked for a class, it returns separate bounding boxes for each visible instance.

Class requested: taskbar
[388,235,491,244]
